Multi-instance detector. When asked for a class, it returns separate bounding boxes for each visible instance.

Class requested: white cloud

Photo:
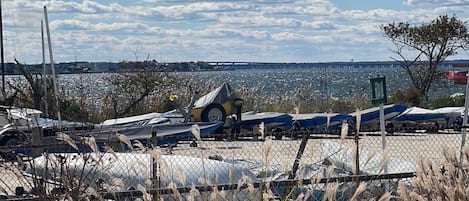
[405,0,469,5]
[1,0,468,63]
[272,32,305,41]
[50,19,89,30]
[306,35,334,43]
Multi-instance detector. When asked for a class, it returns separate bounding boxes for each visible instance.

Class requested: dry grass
[1,127,468,200]
[397,147,469,201]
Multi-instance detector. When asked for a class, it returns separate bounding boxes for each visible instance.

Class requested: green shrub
[390,87,422,107]
[431,93,464,109]
[60,99,89,122]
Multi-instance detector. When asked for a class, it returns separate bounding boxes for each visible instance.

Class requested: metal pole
[1,0,5,95]
[354,129,360,175]
[41,20,48,117]
[379,103,388,173]
[44,6,61,128]
[151,127,158,201]
[288,132,310,179]
[460,73,469,164]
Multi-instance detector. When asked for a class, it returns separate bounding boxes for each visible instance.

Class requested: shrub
[390,87,422,107]
[431,94,465,109]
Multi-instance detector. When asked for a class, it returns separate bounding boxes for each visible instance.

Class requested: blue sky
[2,0,468,63]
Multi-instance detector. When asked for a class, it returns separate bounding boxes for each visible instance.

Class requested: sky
[1,0,468,64]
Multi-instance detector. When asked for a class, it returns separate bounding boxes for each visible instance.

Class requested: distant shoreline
[1,59,468,75]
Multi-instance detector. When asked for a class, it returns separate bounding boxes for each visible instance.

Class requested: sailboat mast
[44,6,61,128]
[1,0,5,95]
[41,20,48,117]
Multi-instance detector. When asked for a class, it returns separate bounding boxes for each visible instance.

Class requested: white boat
[391,106,462,130]
[84,121,224,147]
[99,110,184,127]
[350,104,407,132]
[100,112,169,127]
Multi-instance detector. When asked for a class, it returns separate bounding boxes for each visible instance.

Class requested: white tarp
[399,107,433,115]
[8,108,42,119]
[393,106,462,126]
[101,112,165,126]
[29,153,257,191]
[241,112,287,121]
[432,106,464,115]
[320,141,416,175]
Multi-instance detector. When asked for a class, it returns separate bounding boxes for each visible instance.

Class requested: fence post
[151,128,158,201]
[31,127,43,158]
[354,129,360,176]
[460,73,469,164]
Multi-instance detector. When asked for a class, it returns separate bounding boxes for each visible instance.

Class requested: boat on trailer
[389,106,463,132]
[291,113,352,131]
[241,112,293,130]
[349,104,407,132]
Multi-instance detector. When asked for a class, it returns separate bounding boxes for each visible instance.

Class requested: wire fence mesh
[0,129,468,200]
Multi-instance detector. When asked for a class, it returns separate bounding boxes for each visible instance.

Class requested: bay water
[5,66,465,109]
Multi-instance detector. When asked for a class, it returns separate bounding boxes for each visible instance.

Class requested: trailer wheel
[0,130,27,146]
[274,133,283,140]
[453,122,462,131]
[273,128,283,140]
[201,103,226,122]
[0,134,25,161]
[1,137,22,146]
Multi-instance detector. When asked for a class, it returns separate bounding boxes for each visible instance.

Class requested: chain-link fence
[1,128,468,200]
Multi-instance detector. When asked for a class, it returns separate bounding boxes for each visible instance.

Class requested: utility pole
[1,0,5,95]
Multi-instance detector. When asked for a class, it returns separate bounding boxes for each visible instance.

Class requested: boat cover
[432,106,464,115]
[393,106,462,126]
[7,108,42,120]
[85,122,224,144]
[194,83,236,109]
[350,104,407,123]
[241,112,293,128]
[29,153,256,191]
[37,118,94,129]
[291,113,352,129]
[100,112,166,126]
[320,141,416,175]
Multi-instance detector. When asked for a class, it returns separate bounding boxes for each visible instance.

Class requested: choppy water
[176,67,463,100]
[5,66,465,108]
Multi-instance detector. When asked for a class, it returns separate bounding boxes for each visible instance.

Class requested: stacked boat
[0,83,467,154]
[239,104,466,138]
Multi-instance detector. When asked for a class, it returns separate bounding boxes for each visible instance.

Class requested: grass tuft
[56,132,78,150]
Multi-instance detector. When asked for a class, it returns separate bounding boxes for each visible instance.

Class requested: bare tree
[7,59,52,111]
[104,61,176,118]
[5,60,88,121]
[381,15,469,104]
